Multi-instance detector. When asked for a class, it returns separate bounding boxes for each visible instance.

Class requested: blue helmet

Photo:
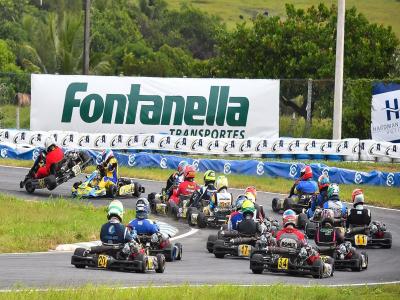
[101,149,114,163]
[234,194,247,211]
[136,198,150,219]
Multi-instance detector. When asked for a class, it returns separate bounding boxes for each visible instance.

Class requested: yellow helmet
[216,175,228,190]
[244,191,256,203]
[241,200,255,214]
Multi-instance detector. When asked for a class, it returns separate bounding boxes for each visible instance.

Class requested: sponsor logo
[0,130,9,141]
[110,135,123,147]
[289,164,297,178]
[288,140,300,152]
[239,139,252,152]
[0,148,7,158]
[29,133,42,145]
[272,140,283,152]
[143,135,155,147]
[78,135,90,147]
[368,143,382,155]
[62,134,75,147]
[158,136,171,149]
[385,144,397,156]
[352,142,360,154]
[126,135,139,147]
[192,159,200,171]
[336,140,348,153]
[190,138,203,151]
[207,140,220,151]
[223,140,236,153]
[94,135,107,147]
[255,139,268,152]
[256,162,264,176]
[386,173,394,186]
[128,154,136,167]
[223,162,231,175]
[354,172,363,184]
[384,98,399,121]
[32,149,40,161]
[13,132,26,144]
[304,140,316,152]
[320,141,332,152]
[61,83,249,127]
[160,157,168,169]
[174,137,187,150]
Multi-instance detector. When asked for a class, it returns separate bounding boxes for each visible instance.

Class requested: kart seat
[90,243,124,254]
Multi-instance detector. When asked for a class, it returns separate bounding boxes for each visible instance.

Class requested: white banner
[31,74,279,139]
[371,83,400,142]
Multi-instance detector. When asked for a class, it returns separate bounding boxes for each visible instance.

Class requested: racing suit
[314,224,345,246]
[189,183,217,208]
[165,172,183,198]
[228,211,243,231]
[98,157,118,189]
[236,215,262,235]
[35,146,64,179]
[289,179,318,197]
[346,205,371,228]
[128,218,159,235]
[323,195,347,219]
[100,217,136,244]
[307,189,328,218]
[169,179,199,205]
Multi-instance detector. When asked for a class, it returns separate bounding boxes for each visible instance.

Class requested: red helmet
[300,165,313,180]
[245,186,257,199]
[318,174,330,190]
[184,165,196,179]
[352,189,364,207]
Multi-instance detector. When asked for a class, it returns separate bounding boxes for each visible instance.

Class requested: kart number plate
[38,178,46,188]
[72,165,81,176]
[156,203,167,214]
[147,257,154,270]
[119,184,134,195]
[278,257,289,270]
[355,234,368,246]
[238,244,251,257]
[97,254,109,268]
[218,200,231,208]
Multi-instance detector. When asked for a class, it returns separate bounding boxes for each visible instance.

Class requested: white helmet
[44,136,57,151]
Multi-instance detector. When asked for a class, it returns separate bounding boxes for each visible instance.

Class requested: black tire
[106,185,118,198]
[283,198,294,211]
[206,235,217,253]
[187,207,196,226]
[197,212,207,228]
[46,175,57,190]
[73,181,82,189]
[156,254,165,273]
[297,213,308,229]
[213,240,225,258]
[175,243,183,260]
[25,181,35,194]
[164,245,175,262]
[382,232,392,249]
[136,254,147,273]
[312,259,324,279]
[250,253,264,274]
[351,253,363,272]
[133,183,142,197]
[272,198,280,213]
[72,247,87,269]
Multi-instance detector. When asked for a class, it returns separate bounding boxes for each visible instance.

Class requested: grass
[0,158,399,208]
[167,0,400,38]
[0,105,30,129]
[1,284,400,300]
[0,194,135,253]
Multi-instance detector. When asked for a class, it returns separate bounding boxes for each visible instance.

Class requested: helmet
[234,194,247,211]
[352,189,364,207]
[241,199,255,216]
[321,209,335,226]
[108,200,124,221]
[327,183,340,198]
[136,198,149,219]
[318,174,330,190]
[245,186,257,199]
[177,161,189,175]
[183,165,196,179]
[203,170,216,184]
[44,136,57,151]
[216,175,228,191]
[282,209,297,227]
[101,149,114,163]
[244,191,256,203]
[300,165,313,180]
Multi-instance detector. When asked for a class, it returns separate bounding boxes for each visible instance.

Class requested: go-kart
[250,246,334,278]
[211,231,260,259]
[71,242,165,273]
[148,178,181,215]
[272,194,315,214]
[168,195,192,220]
[20,150,92,194]
[71,170,145,198]
[137,232,182,262]
[315,226,368,271]
[304,207,346,238]
[345,221,392,249]
[187,196,233,228]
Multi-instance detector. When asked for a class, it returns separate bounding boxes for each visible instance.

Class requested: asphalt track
[0,165,399,289]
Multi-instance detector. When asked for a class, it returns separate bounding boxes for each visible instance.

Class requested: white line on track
[1,164,399,213]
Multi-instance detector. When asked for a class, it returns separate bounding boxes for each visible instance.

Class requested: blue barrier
[0,144,398,188]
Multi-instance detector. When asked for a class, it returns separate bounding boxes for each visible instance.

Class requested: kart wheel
[133,183,142,197]
[272,198,280,213]
[72,248,87,269]
[283,198,294,211]
[213,240,225,258]
[155,254,165,273]
[107,185,118,198]
[382,232,392,249]
[136,254,147,273]
[148,193,157,213]
[25,181,35,194]
[197,212,207,229]
[164,245,175,262]
[297,213,308,229]
[351,253,363,272]
[312,259,324,279]
[250,254,264,274]
[175,243,183,260]
[206,235,217,253]
[73,181,82,189]
[187,207,197,226]
[46,175,57,190]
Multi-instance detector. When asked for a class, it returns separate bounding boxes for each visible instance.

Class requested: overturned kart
[272,194,315,214]
[71,170,145,198]
[250,246,334,278]
[345,221,392,249]
[137,232,182,262]
[71,242,165,273]
[20,150,92,194]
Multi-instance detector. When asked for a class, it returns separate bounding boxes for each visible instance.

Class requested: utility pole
[332,0,345,139]
[83,0,90,75]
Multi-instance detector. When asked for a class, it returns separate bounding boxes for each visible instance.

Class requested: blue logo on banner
[128,154,136,167]
[160,158,168,169]
[224,162,231,174]
[0,148,7,158]
[385,98,399,121]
